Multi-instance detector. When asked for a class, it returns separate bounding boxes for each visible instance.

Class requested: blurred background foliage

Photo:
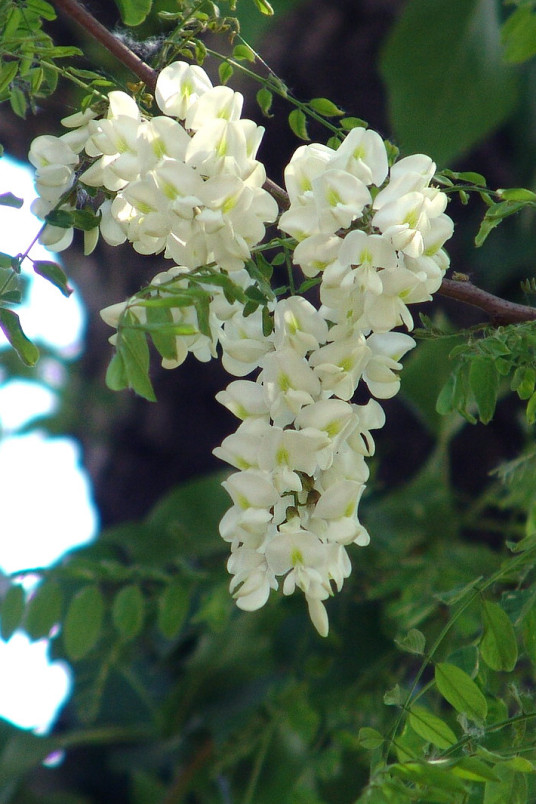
[2,0,536,801]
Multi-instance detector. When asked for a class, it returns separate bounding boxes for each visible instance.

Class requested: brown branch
[50,1,536,328]
[438,278,536,325]
[52,0,158,90]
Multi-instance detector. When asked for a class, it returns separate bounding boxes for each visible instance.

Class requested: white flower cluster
[28,61,278,268]
[214,128,454,636]
[29,60,454,636]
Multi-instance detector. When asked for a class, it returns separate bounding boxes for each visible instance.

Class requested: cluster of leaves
[357,533,536,803]
[414,318,536,426]
[0,0,84,117]
[0,189,75,366]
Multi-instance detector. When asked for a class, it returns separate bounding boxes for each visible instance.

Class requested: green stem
[242,716,278,804]
[206,48,340,137]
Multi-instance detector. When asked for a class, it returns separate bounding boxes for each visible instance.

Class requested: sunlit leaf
[0,308,39,366]
[480,599,518,671]
[408,706,457,749]
[288,109,309,141]
[33,260,72,297]
[435,662,487,722]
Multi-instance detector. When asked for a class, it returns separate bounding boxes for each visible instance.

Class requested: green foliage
[112,0,153,27]
[502,1,536,64]
[380,0,518,164]
[424,320,536,425]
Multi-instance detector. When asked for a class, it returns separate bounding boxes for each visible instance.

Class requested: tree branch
[438,278,536,325]
[50,0,536,328]
[52,0,158,90]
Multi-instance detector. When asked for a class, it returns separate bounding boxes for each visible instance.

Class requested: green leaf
[469,357,498,424]
[26,0,57,20]
[112,0,152,26]
[340,116,368,131]
[24,581,62,640]
[308,97,344,117]
[72,208,101,231]
[0,309,39,366]
[0,193,23,209]
[436,372,457,416]
[119,313,156,401]
[498,187,536,202]
[435,662,487,722]
[395,628,425,655]
[1,585,25,641]
[451,757,499,782]
[251,0,274,15]
[105,351,128,392]
[480,599,518,671]
[10,87,28,118]
[112,584,144,641]
[256,87,273,116]
[288,109,310,141]
[63,585,104,660]
[383,683,404,706]
[33,260,72,297]
[484,762,528,803]
[218,61,233,85]
[502,6,536,64]
[390,760,467,794]
[45,209,74,229]
[380,0,518,164]
[408,706,457,749]
[145,305,178,361]
[526,390,536,425]
[157,581,190,640]
[358,727,384,750]
[2,7,22,39]
[232,44,255,62]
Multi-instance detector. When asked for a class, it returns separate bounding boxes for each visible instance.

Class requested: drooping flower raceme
[29,62,454,636]
[214,127,454,636]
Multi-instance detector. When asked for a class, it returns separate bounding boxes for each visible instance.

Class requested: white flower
[216,380,270,420]
[310,480,369,545]
[228,546,277,611]
[329,126,388,186]
[273,296,329,356]
[363,332,416,398]
[185,85,244,131]
[309,333,370,400]
[220,308,274,376]
[155,61,213,119]
[259,348,321,426]
[222,469,281,510]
